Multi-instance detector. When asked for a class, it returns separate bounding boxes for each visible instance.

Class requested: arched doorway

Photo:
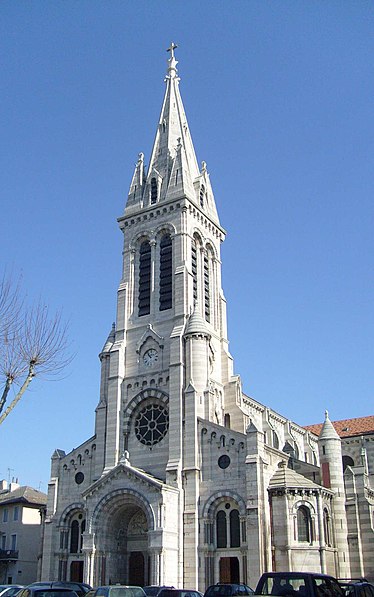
[95,497,150,586]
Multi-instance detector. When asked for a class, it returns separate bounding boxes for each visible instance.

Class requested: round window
[135,402,169,446]
[218,454,231,469]
[75,472,84,485]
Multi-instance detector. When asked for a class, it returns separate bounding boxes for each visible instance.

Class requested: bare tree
[0,276,71,425]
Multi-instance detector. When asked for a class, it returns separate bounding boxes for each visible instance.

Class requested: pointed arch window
[138,240,151,316]
[151,177,158,204]
[159,234,172,311]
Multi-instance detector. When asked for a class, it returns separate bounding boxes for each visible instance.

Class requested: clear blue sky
[1,1,373,491]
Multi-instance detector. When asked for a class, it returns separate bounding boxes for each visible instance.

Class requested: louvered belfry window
[191,240,198,302]
[159,234,172,311]
[138,241,151,316]
[204,254,210,322]
[200,184,205,208]
[151,177,158,204]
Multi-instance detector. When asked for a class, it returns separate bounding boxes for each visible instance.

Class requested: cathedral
[41,46,374,589]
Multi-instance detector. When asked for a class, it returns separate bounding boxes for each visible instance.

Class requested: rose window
[135,403,169,446]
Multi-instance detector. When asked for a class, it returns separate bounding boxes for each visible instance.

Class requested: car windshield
[259,577,308,596]
[109,590,144,597]
[144,590,160,597]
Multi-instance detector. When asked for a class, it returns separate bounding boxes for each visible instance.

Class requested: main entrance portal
[96,496,149,586]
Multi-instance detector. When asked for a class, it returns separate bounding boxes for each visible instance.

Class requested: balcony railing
[0,549,18,561]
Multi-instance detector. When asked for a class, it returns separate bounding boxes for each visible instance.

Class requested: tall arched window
[70,520,79,553]
[204,253,210,322]
[216,510,227,548]
[159,234,172,311]
[191,238,198,303]
[323,508,331,546]
[69,516,86,554]
[297,506,312,543]
[151,177,158,204]
[272,430,279,449]
[230,509,240,547]
[200,185,205,208]
[138,241,151,316]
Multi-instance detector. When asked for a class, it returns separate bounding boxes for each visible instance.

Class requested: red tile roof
[305,415,374,438]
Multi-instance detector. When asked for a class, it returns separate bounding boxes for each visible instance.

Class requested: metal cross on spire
[167,42,178,59]
[166,42,179,79]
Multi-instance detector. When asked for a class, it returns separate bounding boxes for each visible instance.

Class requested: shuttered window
[138,241,151,316]
[159,234,172,311]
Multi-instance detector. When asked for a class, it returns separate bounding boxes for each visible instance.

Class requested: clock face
[143,348,158,367]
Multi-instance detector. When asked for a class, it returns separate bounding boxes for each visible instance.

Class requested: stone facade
[41,47,374,589]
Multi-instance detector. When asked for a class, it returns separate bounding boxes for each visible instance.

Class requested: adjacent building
[41,47,374,589]
[0,480,47,584]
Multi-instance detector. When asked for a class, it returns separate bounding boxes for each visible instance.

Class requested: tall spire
[124,44,220,225]
[146,42,199,196]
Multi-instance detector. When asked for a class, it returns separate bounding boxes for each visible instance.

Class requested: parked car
[254,572,344,597]
[93,587,146,597]
[338,581,374,597]
[17,586,80,597]
[143,588,175,597]
[28,583,92,597]
[158,590,203,597]
[0,586,24,597]
[204,585,254,597]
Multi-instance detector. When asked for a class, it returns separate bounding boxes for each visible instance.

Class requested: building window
[2,508,8,523]
[200,184,205,208]
[1,535,6,550]
[342,455,354,472]
[297,505,312,543]
[204,254,210,322]
[216,505,241,549]
[272,430,279,449]
[229,509,240,547]
[13,506,19,521]
[323,508,332,546]
[138,241,151,316]
[151,177,158,204]
[70,516,85,554]
[10,534,16,551]
[159,234,172,311]
[216,510,227,548]
[70,520,79,553]
[191,239,198,302]
[135,402,169,446]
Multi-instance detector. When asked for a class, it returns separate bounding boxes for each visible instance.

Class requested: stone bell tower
[93,42,234,488]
